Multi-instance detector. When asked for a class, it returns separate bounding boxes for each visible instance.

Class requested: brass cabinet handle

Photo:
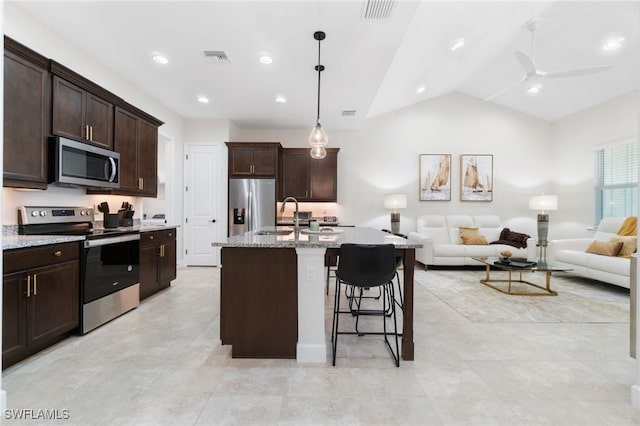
[138,177,144,190]
[149,235,154,240]
[54,250,62,257]
[34,274,37,296]
[168,233,172,237]
[89,126,93,141]
[85,125,90,140]
[27,275,31,298]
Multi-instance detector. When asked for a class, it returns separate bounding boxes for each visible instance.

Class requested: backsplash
[276,202,341,219]
[2,187,138,225]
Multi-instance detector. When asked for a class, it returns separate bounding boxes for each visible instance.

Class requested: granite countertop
[3,223,179,250]
[212,226,422,249]
[3,234,87,250]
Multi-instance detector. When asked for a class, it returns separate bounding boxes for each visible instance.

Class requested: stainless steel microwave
[49,136,120,189]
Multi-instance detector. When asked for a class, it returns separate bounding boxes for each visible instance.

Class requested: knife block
[118,210,134,227]
[104,214,119,228]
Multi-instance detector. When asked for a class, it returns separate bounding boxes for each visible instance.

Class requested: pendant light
[309,31,327,159]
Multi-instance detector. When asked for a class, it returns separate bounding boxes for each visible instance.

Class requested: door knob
[211,219,216,223]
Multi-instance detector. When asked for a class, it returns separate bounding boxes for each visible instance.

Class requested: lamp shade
[384,193,407,210]
[529,195,558,212]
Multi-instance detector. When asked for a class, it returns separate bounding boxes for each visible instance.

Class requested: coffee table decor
[473,256,572,296]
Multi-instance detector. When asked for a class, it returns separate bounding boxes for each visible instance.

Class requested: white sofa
[407,214,537,267]
[548,217,632,289]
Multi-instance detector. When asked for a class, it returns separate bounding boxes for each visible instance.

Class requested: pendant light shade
[309,123,328,147]
[309,31,328,158]
[310,145,327,159]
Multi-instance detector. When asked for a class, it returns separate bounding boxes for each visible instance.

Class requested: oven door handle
[84,233,140,248]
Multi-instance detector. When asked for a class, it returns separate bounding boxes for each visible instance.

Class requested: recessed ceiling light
[603,37,625,51]
[527,85,541,95]
[152,55,169,64]
[259,55,273,64]
[275,95,287,104]
[450,38,465,51]
[197,96,209,104]
[416,86,426,94]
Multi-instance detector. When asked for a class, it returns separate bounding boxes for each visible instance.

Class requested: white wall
[238,92,639,240]
[238,92,553,237]
[550,91,639,238]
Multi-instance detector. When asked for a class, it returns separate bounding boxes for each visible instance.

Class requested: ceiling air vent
[341,110,357,116]
[202,50,231,64]
[362,0,394,20]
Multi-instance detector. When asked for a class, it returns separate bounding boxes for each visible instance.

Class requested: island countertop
[212,226,422,249]
[217,225,420,362]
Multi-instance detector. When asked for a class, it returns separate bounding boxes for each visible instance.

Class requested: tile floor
[2,266,639,425]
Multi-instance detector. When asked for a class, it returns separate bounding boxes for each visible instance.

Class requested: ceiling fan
[483,18,613,102]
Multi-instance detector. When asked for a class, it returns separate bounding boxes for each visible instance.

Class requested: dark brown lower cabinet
[140,229,177,300]
[2,242,80,369]
[220,247,298,358]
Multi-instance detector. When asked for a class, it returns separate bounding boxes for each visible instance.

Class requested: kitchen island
[212,227,422,363]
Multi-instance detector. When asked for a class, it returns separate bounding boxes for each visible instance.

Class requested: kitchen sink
[254,229,293,236]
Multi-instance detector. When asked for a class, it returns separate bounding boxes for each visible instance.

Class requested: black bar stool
[331,243,400,367]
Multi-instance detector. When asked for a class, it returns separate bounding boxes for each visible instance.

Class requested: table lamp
[529,194,558,261]
[384,193,407,234]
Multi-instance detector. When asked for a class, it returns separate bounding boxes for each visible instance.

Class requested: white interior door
[184,144,220,266]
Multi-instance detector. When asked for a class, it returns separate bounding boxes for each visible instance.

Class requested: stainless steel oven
[19,206,140,334]
[81,232,140,334]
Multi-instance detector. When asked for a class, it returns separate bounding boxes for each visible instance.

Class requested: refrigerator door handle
[247,190,252,232]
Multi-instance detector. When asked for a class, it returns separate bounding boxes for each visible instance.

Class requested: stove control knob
[31,211,39,217]
[39,211,47,217]
[80,210,86,216]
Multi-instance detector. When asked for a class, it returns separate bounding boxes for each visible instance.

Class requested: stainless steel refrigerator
[228,179,276,236]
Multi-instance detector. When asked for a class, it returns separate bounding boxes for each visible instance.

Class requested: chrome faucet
[280,197,300,232]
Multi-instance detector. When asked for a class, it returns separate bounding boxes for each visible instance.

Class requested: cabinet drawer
[4,242,80,273]
[140,229,176,247]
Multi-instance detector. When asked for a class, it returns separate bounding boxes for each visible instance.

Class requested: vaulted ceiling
[9,1,639,130]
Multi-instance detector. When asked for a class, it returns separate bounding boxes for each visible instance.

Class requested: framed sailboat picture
[419,154,451,201]
[460,154,493,201]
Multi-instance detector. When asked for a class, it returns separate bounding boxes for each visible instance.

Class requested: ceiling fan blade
[482,76,527,102]
[542,64,613,78]
[515,51,536,75]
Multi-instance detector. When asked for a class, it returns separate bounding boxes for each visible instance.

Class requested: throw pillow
[490,228,531,249]
[461,235,489,245]
[609,235,637,258]
[617,216,637,236]
[586,240,623,257]
[458,227,479,242]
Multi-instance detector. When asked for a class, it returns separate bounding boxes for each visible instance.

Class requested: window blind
[594,140,638,224]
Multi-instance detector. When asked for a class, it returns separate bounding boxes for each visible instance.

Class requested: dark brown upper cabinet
[52,76,114,149]
[3,37,50,189]
[226,142,281,178]
[113,106,158,197]
[280,148,339,202]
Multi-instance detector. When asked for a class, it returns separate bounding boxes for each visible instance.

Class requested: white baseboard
[296,343,326,363]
